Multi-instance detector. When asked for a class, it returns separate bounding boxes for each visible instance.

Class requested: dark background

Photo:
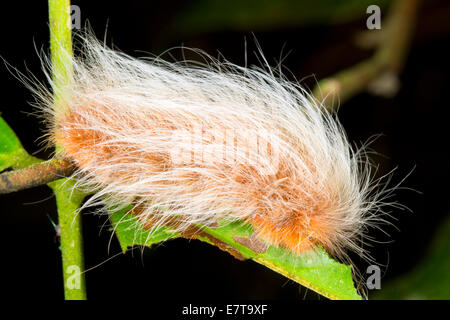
[1,0,449,300]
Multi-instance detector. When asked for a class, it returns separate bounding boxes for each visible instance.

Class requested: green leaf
[110,208,361,300]
[168,0,390,35]
[0,116,40,171]
[109,207,181,252]
[372,214,450,300]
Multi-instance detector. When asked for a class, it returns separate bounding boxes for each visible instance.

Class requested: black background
[1,0,449,300]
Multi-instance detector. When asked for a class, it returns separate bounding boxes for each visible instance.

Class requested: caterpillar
[30,32,394,263]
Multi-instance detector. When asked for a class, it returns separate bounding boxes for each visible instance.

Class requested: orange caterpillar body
[34,35,387,260]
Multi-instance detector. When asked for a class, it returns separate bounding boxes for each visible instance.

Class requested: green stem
[49,0,73,119]
[50,180,87,300]
[48,0,87,300]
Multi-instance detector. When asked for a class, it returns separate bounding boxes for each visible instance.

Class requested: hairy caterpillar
[30,33,394,263]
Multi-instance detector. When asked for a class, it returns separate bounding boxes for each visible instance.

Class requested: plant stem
[48,0,87,300]
[0,159,75,194]
[49,0,73,119]
[313,0,421,109]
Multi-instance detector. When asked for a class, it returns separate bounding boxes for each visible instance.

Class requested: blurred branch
[313,0,421,110]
